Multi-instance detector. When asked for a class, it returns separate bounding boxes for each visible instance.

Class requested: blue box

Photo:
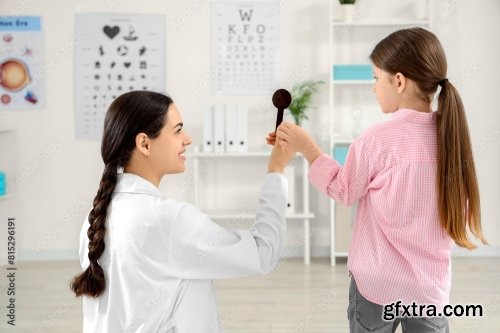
[333,144,350,166]
[0,171,5,196]
[333,64,373,81]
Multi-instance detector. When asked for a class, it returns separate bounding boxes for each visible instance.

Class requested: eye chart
[0,16,45,110]
[211,1,280,95]
[74,14,165,140]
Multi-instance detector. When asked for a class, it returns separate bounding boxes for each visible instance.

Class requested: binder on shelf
[284,166,295,214]
[333,64,372,81]
[236,106,248,152]
[224,105,239,153]
[213,105,225,153]
[203,107,214,153]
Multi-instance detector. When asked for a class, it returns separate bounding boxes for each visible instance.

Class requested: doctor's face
[149,104,192,175]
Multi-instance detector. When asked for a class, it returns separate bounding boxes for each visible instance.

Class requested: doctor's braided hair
[70,91,173,297]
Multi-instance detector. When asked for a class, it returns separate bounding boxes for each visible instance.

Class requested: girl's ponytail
[370,27,487,249]
[70,161,118,297]
[437,80,486,249]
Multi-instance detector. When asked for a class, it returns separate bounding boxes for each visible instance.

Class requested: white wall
[0,0,498,262]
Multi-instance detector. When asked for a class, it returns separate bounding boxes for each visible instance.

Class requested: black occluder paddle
[273,89,292,133]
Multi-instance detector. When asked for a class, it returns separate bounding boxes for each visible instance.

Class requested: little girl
[268,27,486,332]
[71,91,294,332]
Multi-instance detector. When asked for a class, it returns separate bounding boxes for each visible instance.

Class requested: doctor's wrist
[267,164,285,174]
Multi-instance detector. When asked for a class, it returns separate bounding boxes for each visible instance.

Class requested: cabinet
[189,148,315,264]
[328,0,432,265]
[0,120,18,266]
[0,122,17,202]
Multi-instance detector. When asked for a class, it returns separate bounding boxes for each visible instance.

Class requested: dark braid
[70,161,118,297]
[70,91,173,298]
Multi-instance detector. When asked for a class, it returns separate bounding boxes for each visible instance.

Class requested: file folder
[203,107,214,153]
[224,105,239,153]
[236,106,248,152]
[284,166,295,213]
[213,105,225,153]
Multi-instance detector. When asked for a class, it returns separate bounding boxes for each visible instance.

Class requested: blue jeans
[348,277,449,333]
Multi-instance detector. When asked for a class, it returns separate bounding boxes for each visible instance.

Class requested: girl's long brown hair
[70,91,173,297]
[370,27,486,249]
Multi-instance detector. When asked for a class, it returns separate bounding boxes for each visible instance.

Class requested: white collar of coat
[114,172,166,199]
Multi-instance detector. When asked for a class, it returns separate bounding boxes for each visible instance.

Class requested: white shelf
[328,0,432,266]
[191,151,313,264]
[0,125,15,133]
[206,212,315,220]
[0,123,16,204]
[0,118,15,132]
[189,151,270,157]
[332,80,374,85]
[333,138,354,145]
[332,19,430,27]
[188,151,305,158]
[0,193,15,201]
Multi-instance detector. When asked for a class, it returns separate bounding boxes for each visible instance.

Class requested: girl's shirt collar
[393,108,436,123]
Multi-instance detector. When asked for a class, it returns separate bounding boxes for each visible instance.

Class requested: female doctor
[70,90,293,332]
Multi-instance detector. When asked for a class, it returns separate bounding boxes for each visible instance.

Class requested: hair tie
[438,78,448,86]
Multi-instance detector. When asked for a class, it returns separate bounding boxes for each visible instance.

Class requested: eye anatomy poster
[74,14,165,140]
[0,16,45,110]
[211,1,280,95]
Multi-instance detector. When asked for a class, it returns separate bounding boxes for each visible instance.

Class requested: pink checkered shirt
[309,108,454,308]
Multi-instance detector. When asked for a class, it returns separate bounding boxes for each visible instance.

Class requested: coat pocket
[155,318,175,333]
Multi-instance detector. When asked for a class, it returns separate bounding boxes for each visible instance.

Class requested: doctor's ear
[395,72,406,94]
[135,133,151,156]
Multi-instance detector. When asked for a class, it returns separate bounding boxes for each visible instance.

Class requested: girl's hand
[274,122,323,165]
[275,122,313,154]
[266,122,313,150]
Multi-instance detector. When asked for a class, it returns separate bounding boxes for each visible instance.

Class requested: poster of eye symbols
[0,16,45,110]
[211,1,280,95]
[74,14,165,140]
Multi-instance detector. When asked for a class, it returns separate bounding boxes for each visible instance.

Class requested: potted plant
[339,0,356,22]
[287,80,324,126]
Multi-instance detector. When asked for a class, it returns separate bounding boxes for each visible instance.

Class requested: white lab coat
[78,172,287,333]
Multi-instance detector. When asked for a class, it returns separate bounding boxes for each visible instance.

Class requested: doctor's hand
[266,131,277,146]
[268,138,295,173]
[268,122,323,165]
[266,122,314,153]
